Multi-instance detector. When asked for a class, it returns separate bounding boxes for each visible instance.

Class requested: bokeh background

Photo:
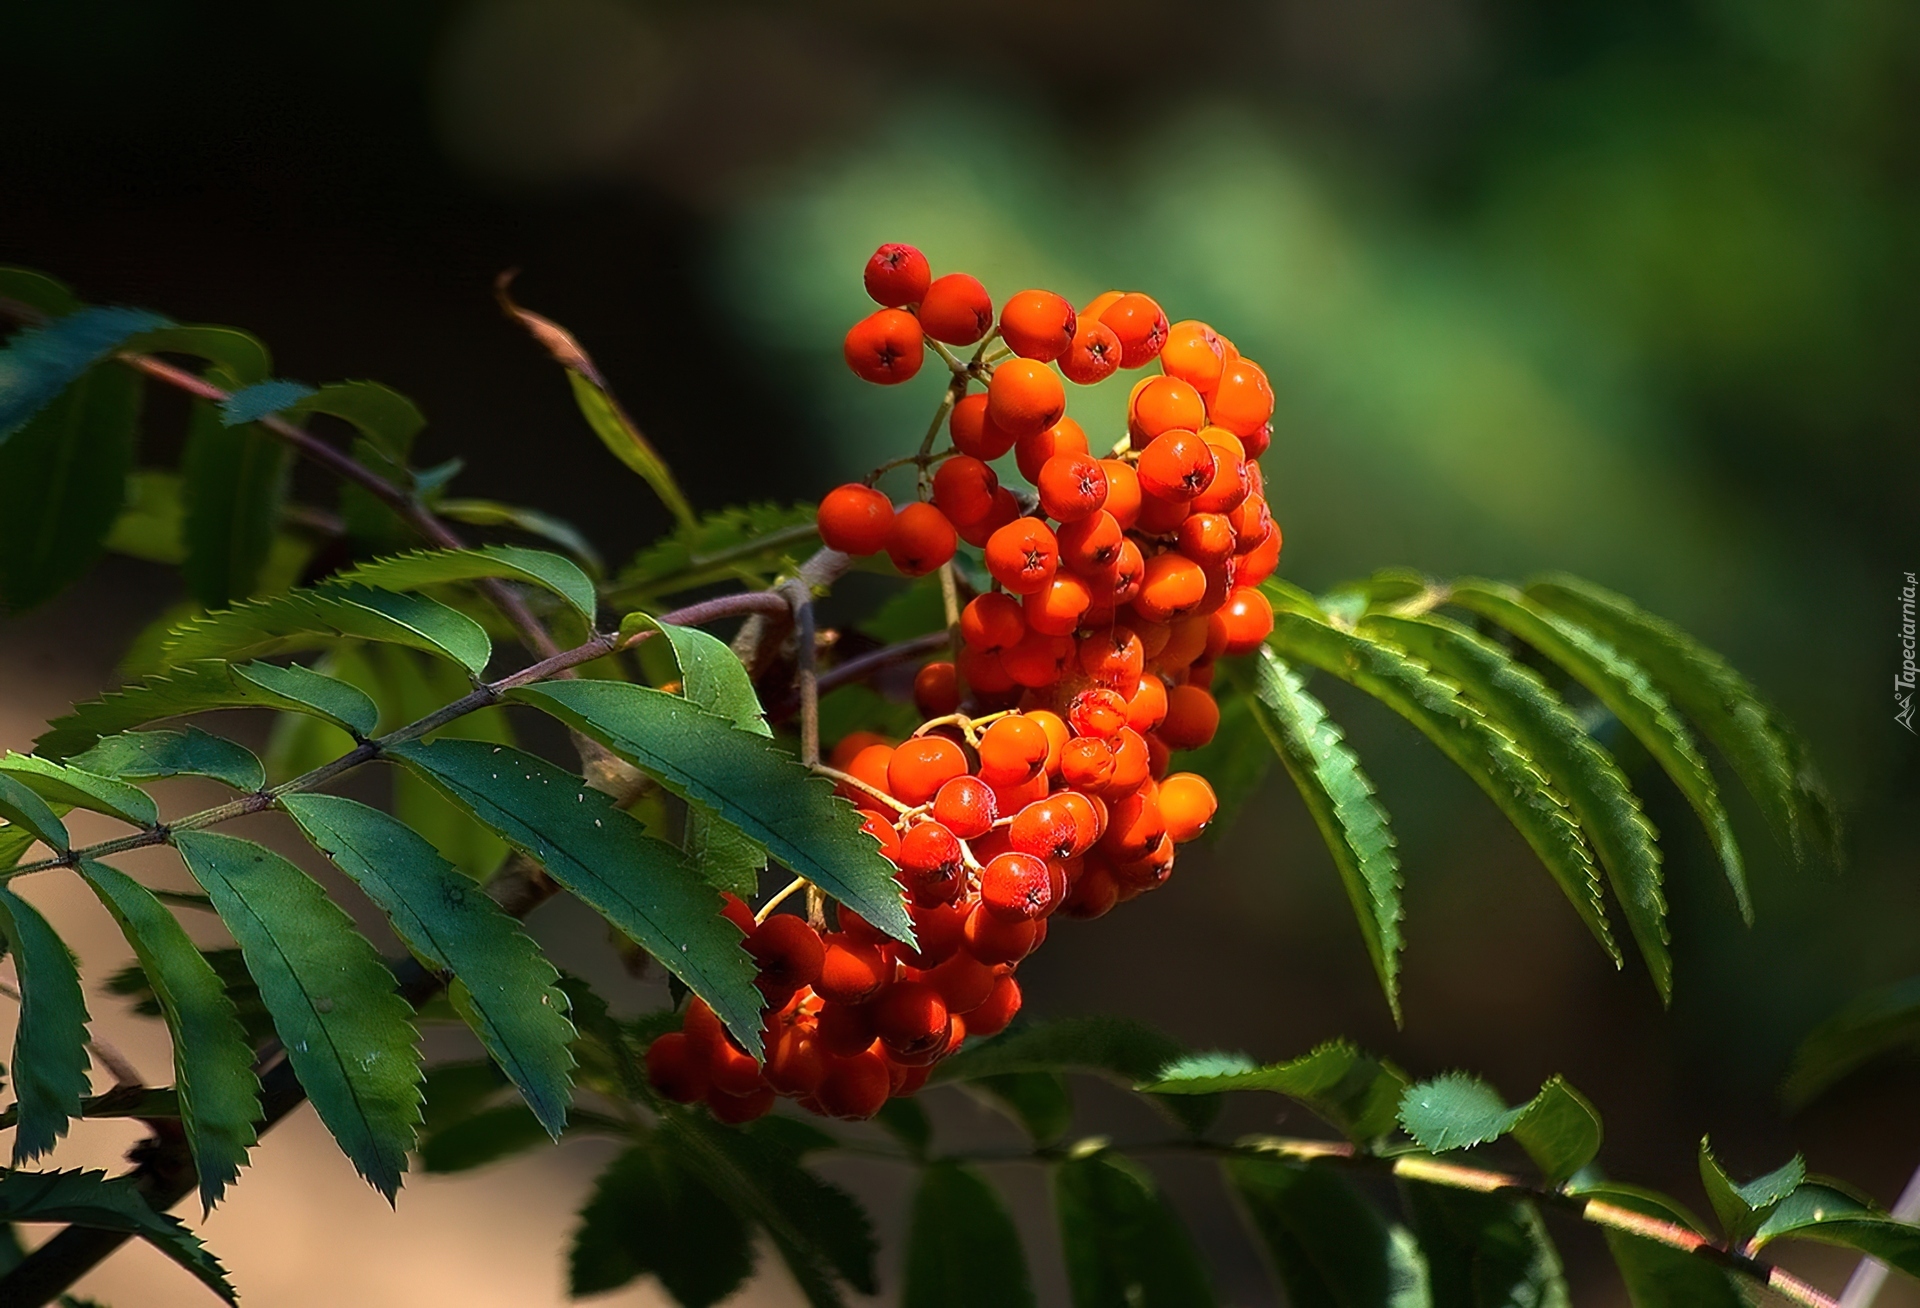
[3,0,1918,1303]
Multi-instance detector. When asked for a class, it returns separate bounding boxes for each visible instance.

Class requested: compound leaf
[434,499,603,575]
[1145,1042,1407,1144]
[0,1168,234,1303]
[0,775,68,855]
[0,305,162,440]
[1697,1138,1803,1245]
[0,754,156,828]
[0,885,91,1162]
[327,545,597,625]
[124,324,271,386]
[172,830,421,1199]
[905,1162,1036,1308]
[71,727,265,793]
[569,1139,755,1305]
[1227,1156,1430,1308]
[161,582,491,675]
[964,1071,1075,1145]
[181,395,289,608]
[613,502,818,601]
[1056,1150,1215,1308]
[1570,1182,1748,1307]
[935,1017,1217,1135]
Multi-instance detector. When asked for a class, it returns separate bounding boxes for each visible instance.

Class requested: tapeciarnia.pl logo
[1899,570,1917,733]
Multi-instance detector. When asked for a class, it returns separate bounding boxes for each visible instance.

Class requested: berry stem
[813,764,911,814]
[754,875,811,924]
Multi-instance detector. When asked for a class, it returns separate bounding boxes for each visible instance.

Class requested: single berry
[1136,429,1217,502]
[980,852,1055,921]
[645,1032,709,1103]
[864,243,932,307]
[999,289,1077,362]
[1060,320,1123,385]
[1158,683,1222,750]
[949,393,1017,460]
[984,517,1060,595]
[1159,772,1219,842]
[919,273,995,346]
[977,714,1051,789]
[1036,453,1109,523]
[913,661,961,717]
[817,484,895,556]
[886,502,958,577]
[987,358,1067,439]
[1098,292,1169,368]
[888,735,971,805]
[844,308,925,384]
[932,455,999,527]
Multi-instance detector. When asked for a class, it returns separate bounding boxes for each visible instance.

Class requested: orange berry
[1158,684,1221,750]
[1228,494,1274,552]
[709,1032,766,1097]
[1160,320,1227,392]
[1100,459,1142,530]
[766,1029,828,1096]
[1036,453,1109,523]
[966,973,1022,1036]
[1098,292,1169,368]
[1133,553,1207,623]
[888,735,970,805]
[1177,512,1237,567]
[645,1032,709,1103]
[1160,772,1218,843]
[1059,319,1123,384]
[957,486,1022,549]
[719,891,755,935]
[932,455,999,527]
[919,272,994,346]
[932,775,998,839]
[1069,686,1130,739]
[1057,509,1124,575]
[1078,626,1145,691]
[901,898,971,970]
[1081,290,1125,321]
[963,901,1039,965]
[954,595,1022,658]
[1239,520,1282,585]
[1241,420,1273,461]
[1215,586,1274,656]
[897,820,964,906]
[924,950,1002,1014]
[1100,784,1165,860]
[1104,728,1152,794]
[984,517,1059,595]
[987,359,1067,440]
[1209,357,1275,437]
[1015,417,1089,485]
[886,502,958,577]
[845,742,896,803]
[864,243,931,307]
[957,645,1017,697]
[816,932,892,1005]
[1135,490,1189,536]
[860,808,902,861]
[950,392,1017,461]
[1136,429,1217,502]
[1191,436,1249,515]
[1061,736,1116,790]
[980,851,1055,920]
[817,483,895,556]
[999,289,1077,362]
[914,661,961,717]
[1024,572,1092,637]
[815,999,877,1057]
[1058,862,1119,919]
[1009,798,1083,862]
[1001,629,1075,689]
[1130,376,1207,441]
[1127,675,1169,733]
[1028,709,1071,774]
[977,714,1051,789]
[844,308,925,384]
[1159,613,1212,670]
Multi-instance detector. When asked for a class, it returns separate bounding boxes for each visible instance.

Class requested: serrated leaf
[1448,581,1750,920]
[434,498,603,575]
[1398,1074,1601,1184]
[71,728,265,793]
[0,754,156,828]
[36,658,379,760]
[1697,1138,1803,1245]
[124,324,272,386]
[1403,1182,1568,1308]
[1368,613,1672,1001]
[1242,649,1405,1019]
[161,581,492,674]
[905,1162,1036,1308]
[1526,574,1840,876]
[1056,1150,1216,1308]
[385,738,764,1057]
[569,1139,755,1305]
[279,794,576,1136]
[0,306,163,440]
[510,680,911,944]
[0,363,141,612]
[289,381,424,462]
[1751,1182,1920,1275]
[0,774,69,854]
[1145,1042,1408,1144]
[1269,612,1617,968]
[1782,974,1920,1108]
[1227,1156,1430,1308]
[1568,1182,1748,1307]
[0,885,91,1162]
[327,545,597,625]
[181,394,290,608]
[108,946,277,1047]
[661,1109,878,1307]
[77,861,259,1210]
[934,1016,1217,1135]
[964,1071,1074,1145]
[613,502,820,601]
[221,379,314,426]
[0,1167,235,1303]
[172,830,422,1199]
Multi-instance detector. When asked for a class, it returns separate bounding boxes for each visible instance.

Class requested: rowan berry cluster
[646,244,1281,1124]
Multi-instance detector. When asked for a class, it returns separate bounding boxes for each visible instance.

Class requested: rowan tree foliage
[0,252,1910,1308]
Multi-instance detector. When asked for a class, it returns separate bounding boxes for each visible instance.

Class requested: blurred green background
[5,0,1918,1302]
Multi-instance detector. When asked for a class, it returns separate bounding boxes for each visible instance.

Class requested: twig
[765,631,949,722]
[781,579,820,768]
[1839,1160,1920,1308]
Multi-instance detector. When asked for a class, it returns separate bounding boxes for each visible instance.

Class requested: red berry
[865,243,932,307]
[645,1032,709,1103]
[920,273,994,346]
[817,484,894,556]
[980,851,1055,920]
[844,308,925,384]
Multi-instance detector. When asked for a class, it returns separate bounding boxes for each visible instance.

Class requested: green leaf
[0,267,81,316]
[1526,574,1840,875]
[1403,1183,1568,1308]
[71,728,265,793]
[172,830,422,1199]
[1241,649,1405,1019]
[0,363,142,612]
[1782,974,1920,1108]
[327,545,597,625]
[613,502,819,601]
[0,774,69,854]
[105,470,187,565]
[0,885,91,1162]
[1366,614,1672,1001]
[0,306,163,439]
[1055,1149,1216,1308]
[1569,1182,1748,1307]
[661,1109,878,1307]
[873,1095,933,1157]
[1269,612,1617,968]
[0,754,157,828]
[963,1071,1075,1145]
[180,395,290,608]
[76,861,260,1210]
[36,658,378,761]
[1144,1042,1408,1144]
[278,793,576,1136]
[434,498,604,576]
[1227,1156,1430,1308]
[510,680,912,945]
[569,1139,756,1306]
[1448,581,1749,920]
[417,1102,552,1173]
[160,581,492,674]
[567,371,695,527]
[108,946,276,1048]
[123,324,272,386]
[385,738,764,1057]
[905,1162,1037,1308]
[1697,1137,1803,1245]
[288,381,424,462]
[934,1016,1218,1135]
[1751,1182,1920,1276]
[1398,1075,1602,1184]
[0,1168,235,1304]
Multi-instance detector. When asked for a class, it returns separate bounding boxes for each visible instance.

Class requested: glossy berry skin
[889,735,970,805]
[913,661,961,717]
[819,1049,892,1119]
[1009,798,1081,862]
[1060,319,1123,384]
[1131,375,1206,441]
[1058,510,1124,574]
[919,273,995,345]
[932,775,998,838]
[1137,430,1217,502]
[864,243,932,307]
[872,980,951,1059]
[1036,453,1109,523]
[987,358,1067,439]
[932,455,999,527]
[897,821,965,905]
[817,484,894,556]
[999,289,1077,362]
[1023,574,1091,637]
[1134,552,1208,623]
[949,393,1017,460]
[980,852,1055,921]
[1210,358,1276,437]
[816,933,891,1005]
[1214,586,1274,656]
[1159,772,1219,842]
[977,715,1051,789]
[1098,292,1169,368]
[960,592,1026,653]
[1160,319,1228,391]
[984,518,1059,595]
[1159,683,1222,750]
[887,502,958,577]
[967,974,1023,1036]
[844,309,925,384]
